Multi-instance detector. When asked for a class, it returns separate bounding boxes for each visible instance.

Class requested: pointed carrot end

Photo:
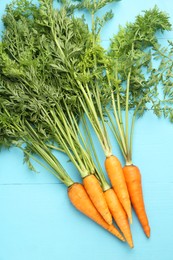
[115,230,126,242]
[128,211,132,224]
[108,220,113,225]
[129,242,134,249]
[105,215,113,226]
[102,211,113,225]
[115,232,125,242]
[121,236,126,242]
[144,226,150,238]
[145,230,150,238]
[126,236,134,248]
[109,224,126,242]
[125,204,132,224]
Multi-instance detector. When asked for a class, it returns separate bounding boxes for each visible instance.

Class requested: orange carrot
[105,155,132,223]
[83,174,112,225]
[68,182,125,241]
[104,188,133,248]
[123,165,150,237]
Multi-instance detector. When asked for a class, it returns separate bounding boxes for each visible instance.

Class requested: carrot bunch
[0,0,133,248]
[1,0,172,251]
[0,108,124,242]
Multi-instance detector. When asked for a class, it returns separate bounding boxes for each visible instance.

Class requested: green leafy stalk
[125,70,131,164]
[41,104,97,179]
[0,106,74,187]
[77,80,112,157]
[107,6,172,165]
[0,0,108,188]
[69,1,117,158]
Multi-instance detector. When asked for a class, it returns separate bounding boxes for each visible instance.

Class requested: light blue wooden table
[1,1,173,260]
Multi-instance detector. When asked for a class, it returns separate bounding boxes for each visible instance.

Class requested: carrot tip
[105,214,113,225]
[144,227,150,238]
[129,242,134,249]
[126,238,134,248]
[128,214,132,225]
[102,214,113,225]
[116,232,125,242]
[115,235,125,242]
[102,214,112,225]
[108,220,113,225]
[146,232,150,238]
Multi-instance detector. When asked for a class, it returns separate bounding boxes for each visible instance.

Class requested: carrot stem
[125,70,131,162]
[81,115,111,192]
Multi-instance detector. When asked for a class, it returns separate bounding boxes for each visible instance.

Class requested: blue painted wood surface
[1,1,173,259]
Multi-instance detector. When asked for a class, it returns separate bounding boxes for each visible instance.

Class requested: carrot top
[107,7,172,164]
[0,103,74,187]
[0,0,113,191]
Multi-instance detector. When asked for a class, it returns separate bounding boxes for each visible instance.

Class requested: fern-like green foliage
[108,6,172,117]
[1,0,173,162]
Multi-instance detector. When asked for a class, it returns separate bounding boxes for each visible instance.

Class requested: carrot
[68,182,125,242]
[123,165,150,237]
[105,155,132,223]
[83,174,112,225]
[104,188,134,248]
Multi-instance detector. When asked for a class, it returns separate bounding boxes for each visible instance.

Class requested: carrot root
[104,188,134,248]
[83,174,112,225]
[123,165,150,238]
[105,155,132,223]
[68,183,125,242]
